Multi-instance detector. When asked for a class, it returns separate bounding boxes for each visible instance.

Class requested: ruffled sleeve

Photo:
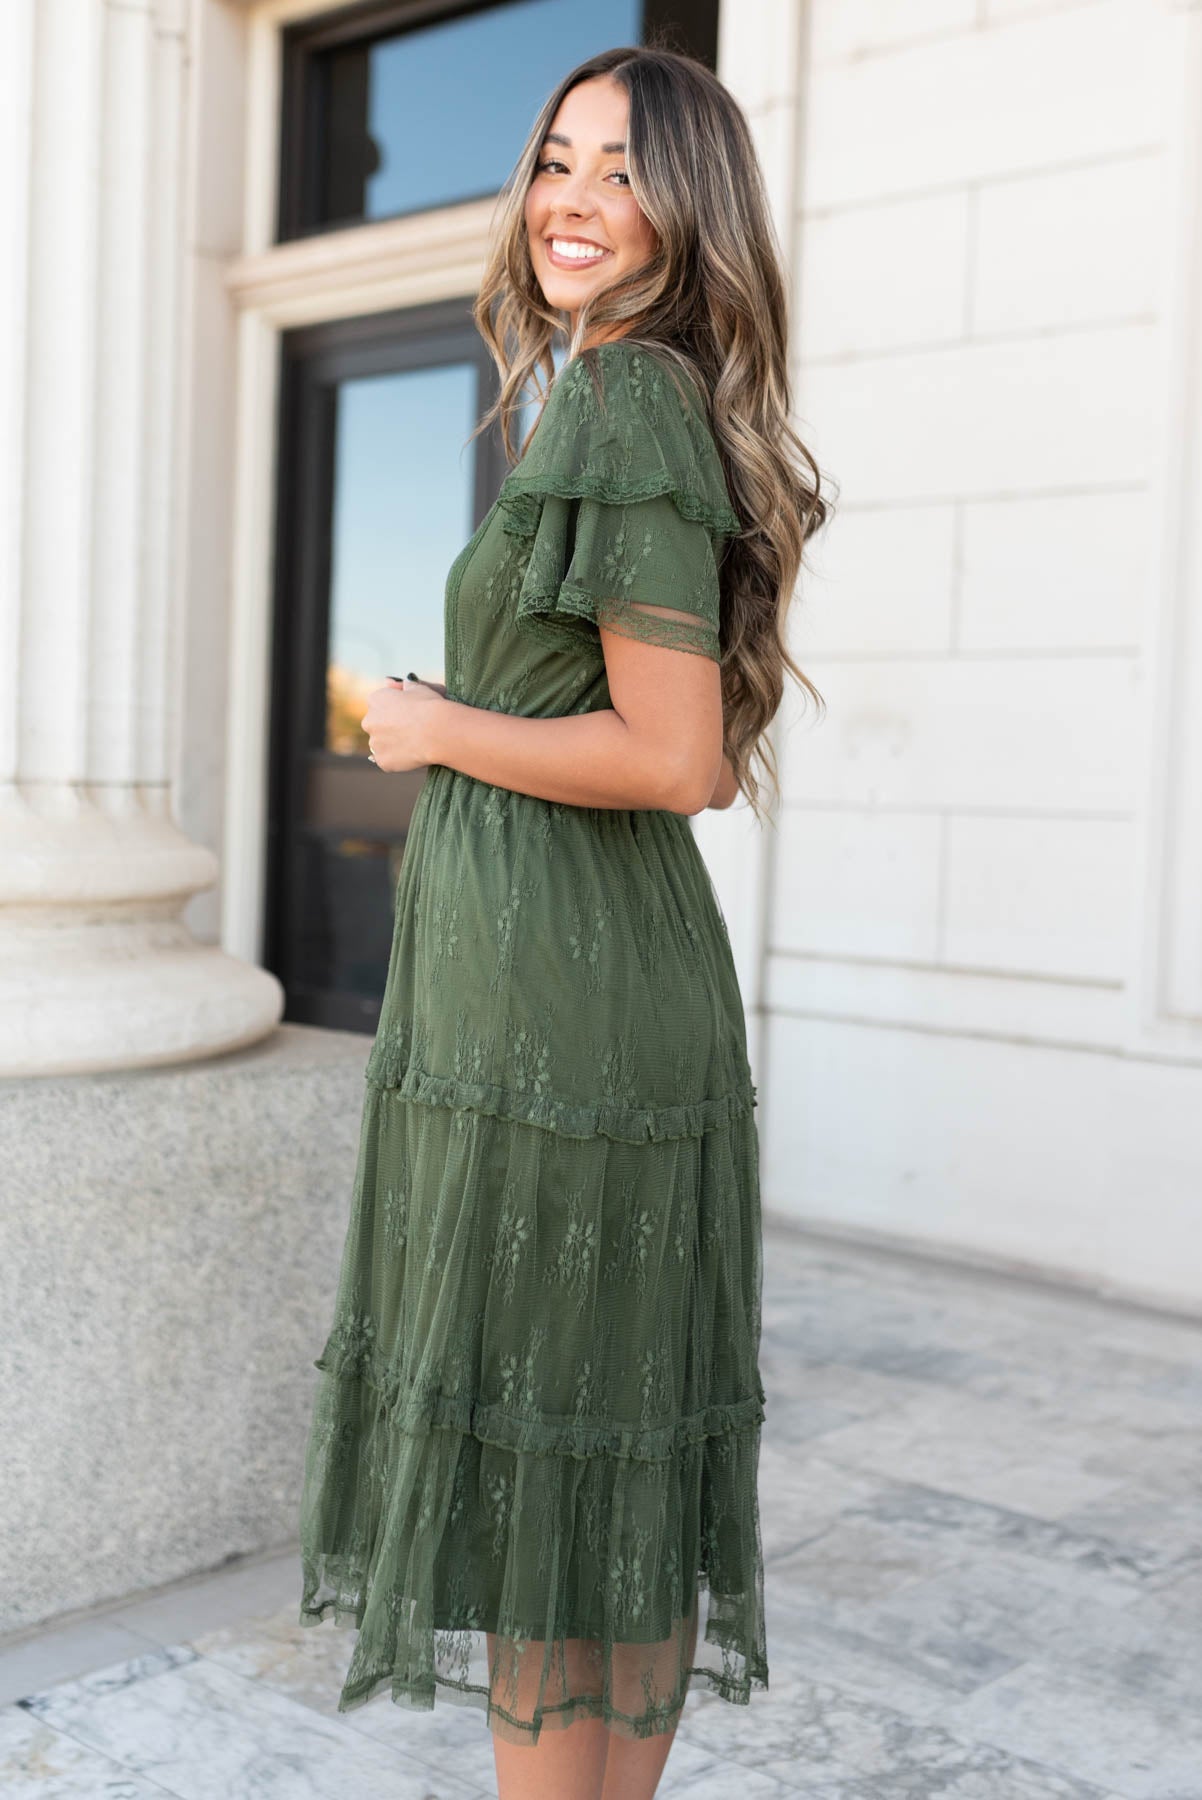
[495,343,742,663]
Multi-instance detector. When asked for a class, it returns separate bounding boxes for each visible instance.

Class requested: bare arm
[365,607,725,816]
[706,753,741,809]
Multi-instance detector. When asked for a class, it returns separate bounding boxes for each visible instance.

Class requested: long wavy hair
[472,43,833,822]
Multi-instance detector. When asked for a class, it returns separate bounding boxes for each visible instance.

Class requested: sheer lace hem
[360,1054,758,1143]
[299,1386,769,1743]
[312,1336,768,1462]
[298,1581,766,1745]
[577,589,720,660]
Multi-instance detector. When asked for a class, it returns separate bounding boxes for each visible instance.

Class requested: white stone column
[0,0,281,1075]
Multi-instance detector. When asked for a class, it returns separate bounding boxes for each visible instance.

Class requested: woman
[298,43,829,1800]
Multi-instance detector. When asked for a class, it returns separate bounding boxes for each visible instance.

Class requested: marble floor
[2,1223,1201,1798]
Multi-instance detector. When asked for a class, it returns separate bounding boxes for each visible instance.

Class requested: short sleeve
[494,342,740,665]
[560,491,722,659]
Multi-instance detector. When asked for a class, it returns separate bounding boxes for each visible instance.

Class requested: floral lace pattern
[482,342,739,667]
[301,1087,767,1740]
[298,339,767,1747]
[502,487,726,664]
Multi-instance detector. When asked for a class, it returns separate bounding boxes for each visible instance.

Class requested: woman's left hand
[362,678,448,772]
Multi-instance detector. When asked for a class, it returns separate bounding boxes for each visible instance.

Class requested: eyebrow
[543,131,627,153]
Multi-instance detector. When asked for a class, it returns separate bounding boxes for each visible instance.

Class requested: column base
[0,930,285,1076]
[0,785,285,1075]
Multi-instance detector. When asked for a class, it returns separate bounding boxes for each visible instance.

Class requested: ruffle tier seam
[313,1341,768,1463]
[495,478,741,543]
[362,1056,758,1142]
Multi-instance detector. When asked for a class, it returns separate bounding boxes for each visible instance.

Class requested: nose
[551,165,593,219]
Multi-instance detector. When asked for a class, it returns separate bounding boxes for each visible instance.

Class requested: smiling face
[524,75,659,345]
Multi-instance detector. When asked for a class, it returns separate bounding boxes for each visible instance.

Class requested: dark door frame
[263,294,506,1030]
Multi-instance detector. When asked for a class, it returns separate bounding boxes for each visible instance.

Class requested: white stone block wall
[742,0,1202,1310]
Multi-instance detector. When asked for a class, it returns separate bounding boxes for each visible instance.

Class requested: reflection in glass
[300,835,404,999]
[326,361,477,754]
[315,0,642,229]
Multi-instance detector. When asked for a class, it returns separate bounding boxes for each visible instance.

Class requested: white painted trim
[222,309,279,965]
[241,0,284,257]
[227,196,497,326]
[704,2,810,1109]
[235,0,342,17]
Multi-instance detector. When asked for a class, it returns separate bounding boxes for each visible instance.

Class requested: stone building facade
[3,0,1200,1629]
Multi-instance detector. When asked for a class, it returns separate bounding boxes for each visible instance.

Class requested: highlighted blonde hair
[473,44,833,822]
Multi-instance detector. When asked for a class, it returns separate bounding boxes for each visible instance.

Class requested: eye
[532,158,629,184]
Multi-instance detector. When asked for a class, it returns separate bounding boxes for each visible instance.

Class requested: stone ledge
[0,1023,370,1636]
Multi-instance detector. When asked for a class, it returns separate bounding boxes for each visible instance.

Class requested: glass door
[265,299,507,1030]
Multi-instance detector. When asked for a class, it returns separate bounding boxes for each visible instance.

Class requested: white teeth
[550,238,607,261]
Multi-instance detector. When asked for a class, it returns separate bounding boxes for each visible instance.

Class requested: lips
[544,235,613,269]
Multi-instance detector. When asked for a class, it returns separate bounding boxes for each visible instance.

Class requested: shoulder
[552,340,709,435]
[508,340,740,539]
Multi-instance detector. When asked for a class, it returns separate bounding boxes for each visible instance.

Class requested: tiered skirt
[298,1049,769,1745]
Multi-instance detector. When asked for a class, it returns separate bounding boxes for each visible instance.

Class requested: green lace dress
[298,339,768,1746]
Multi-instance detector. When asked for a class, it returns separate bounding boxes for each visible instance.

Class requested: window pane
[309,0,642,231]
[326,361,477,753]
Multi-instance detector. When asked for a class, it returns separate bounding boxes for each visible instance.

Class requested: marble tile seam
[160,1638,501,1794]
[18,1646,496,1800]
[0,1543,301,1657]
[0,1620,171,1711]
[2,1699,189,1800]
[0,1702,187,1800]
[780,1459,1198,1589]
[674,1658,1127,1799]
